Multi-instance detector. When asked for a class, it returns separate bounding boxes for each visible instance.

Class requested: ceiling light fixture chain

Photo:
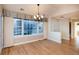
[37,4,39,15]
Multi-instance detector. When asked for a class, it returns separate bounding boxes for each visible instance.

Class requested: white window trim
[14,19,44,38]
[22,20,24,35]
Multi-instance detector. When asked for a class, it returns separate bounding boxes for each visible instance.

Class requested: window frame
[14,18,44,37]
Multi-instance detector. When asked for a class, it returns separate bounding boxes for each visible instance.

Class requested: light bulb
[37,15,39,17]
[41,15,44,18]
[34,16,36,19]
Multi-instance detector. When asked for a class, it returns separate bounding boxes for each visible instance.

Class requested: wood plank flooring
[2,39,79,55]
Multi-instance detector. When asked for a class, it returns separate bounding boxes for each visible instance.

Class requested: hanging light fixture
[34,4,44,20]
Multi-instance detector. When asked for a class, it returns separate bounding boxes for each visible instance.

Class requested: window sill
[14,33,43,38]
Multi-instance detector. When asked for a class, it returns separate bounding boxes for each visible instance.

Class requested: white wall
[0,5,3,54]
[4,17,14,47]
[4,17,47,47]
[59,18,69,40]
[0,17,3,54]
[48,18,62,43]
[44,22,48,39]
[48,18,69,42]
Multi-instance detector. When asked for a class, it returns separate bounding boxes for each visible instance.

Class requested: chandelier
[34,4,44,20]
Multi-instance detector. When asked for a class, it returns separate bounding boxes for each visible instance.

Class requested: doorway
[74,22,79,47]
[74,22,79,40]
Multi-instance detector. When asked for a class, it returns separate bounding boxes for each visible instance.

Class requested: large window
[14,19,44,36]
[14,19,22,35]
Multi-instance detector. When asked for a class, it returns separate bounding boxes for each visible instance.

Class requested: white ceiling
[2,4,79,18]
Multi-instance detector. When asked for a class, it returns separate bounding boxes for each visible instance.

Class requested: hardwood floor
[2,39,79,55]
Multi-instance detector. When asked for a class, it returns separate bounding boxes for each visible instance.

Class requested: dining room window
[14,19,44,36]
[14,19,22,35]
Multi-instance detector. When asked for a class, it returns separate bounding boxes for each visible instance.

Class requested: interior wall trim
[3,9,33,19]
[14,38,45,46]
[2,9,48,22]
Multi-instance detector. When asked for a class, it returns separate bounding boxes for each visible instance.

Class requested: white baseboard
[14,38,45,46]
